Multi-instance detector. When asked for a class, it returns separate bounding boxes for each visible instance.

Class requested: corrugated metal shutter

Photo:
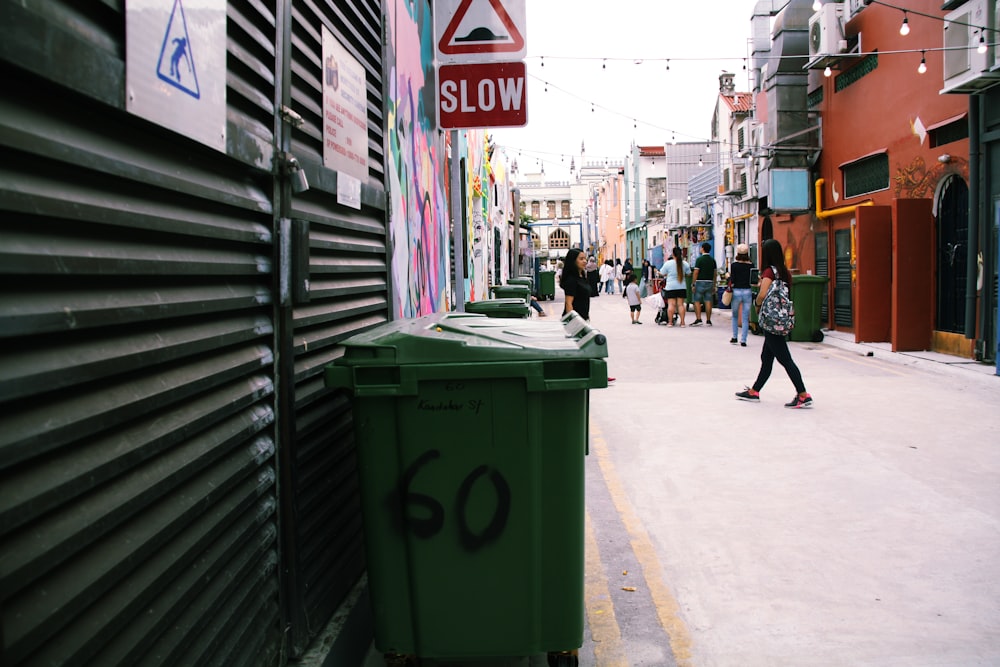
[279,0,386,654]
[0,1,282,665]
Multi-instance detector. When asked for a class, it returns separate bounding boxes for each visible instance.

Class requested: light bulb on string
[665,60,670,71]
[978,33,988,55]
[812,0,821,10]
[706,142,711,153]
[540,56,544,67]
[918,51,927,74]
[899,12,910,36]
[698,156,703,167]
[824,66,832,77]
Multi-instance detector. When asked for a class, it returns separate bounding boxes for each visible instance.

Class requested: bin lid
[332,311,607,367]
[465,298,530,311]
[506,277,533,287]
[791,274,830,284]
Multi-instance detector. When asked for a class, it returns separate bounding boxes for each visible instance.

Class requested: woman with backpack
[735,239,813,408]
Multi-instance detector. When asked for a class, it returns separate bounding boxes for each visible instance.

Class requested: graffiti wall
[385,0,450,318]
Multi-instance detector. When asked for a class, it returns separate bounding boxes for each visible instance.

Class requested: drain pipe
[814,178,873,220]
[965,98,980,342]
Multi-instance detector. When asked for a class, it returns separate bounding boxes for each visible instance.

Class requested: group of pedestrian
[560,238,812,409]
[598,259,623,295]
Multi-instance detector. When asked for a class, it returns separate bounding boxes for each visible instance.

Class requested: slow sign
[437,61,527,130]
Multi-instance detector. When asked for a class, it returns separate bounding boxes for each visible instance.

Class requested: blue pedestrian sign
[126,0,226,152]
[156,0,200,98]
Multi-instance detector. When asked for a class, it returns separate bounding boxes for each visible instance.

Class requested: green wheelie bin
[489,283,531,304]
[325,312,608,664]
[789,275,830,342]
[538,270,556,300]
[465,297,530,319]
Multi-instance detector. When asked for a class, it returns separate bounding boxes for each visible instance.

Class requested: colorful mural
[385,0,450,318]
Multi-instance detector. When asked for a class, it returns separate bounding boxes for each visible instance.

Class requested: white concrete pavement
[573,287,1000,666]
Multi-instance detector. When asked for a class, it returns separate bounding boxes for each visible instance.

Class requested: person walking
[639,259,653,297]
[735,239,813,408]
[561,248,591,321]
[690,242,717,326]
[659,247,691,327]
[729,243,753,346]
[586,256,600,297]
[624,273,642,324]
[614,258,624,294]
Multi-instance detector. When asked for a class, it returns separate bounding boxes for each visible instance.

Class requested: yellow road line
[584,510,628,666]
[591,421,694,667]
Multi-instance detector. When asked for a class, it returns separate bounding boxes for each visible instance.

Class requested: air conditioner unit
[941,0,1000,93]
[809,3,845,57]
[847,0,869,20]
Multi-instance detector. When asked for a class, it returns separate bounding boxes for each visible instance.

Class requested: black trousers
[753,332,806,394]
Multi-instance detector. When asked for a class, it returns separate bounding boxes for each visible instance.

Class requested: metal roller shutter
[279,0,386,654]
[1,0,385,662]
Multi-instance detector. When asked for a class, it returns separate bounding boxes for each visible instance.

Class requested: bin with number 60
[326,311,608,663]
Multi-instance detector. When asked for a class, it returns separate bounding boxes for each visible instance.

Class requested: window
[531,201,540,218]
[929,118,968,147]
[549,228,570,249]
[835,52,878,92]
[547,201,556,218]
[842,152,889,198]
[561,200,570,218]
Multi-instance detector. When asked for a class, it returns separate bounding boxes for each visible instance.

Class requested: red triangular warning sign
[439,0,525,55]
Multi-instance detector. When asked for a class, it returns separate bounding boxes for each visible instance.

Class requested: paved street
[569,289,1000,666]
[361,292,1000,667]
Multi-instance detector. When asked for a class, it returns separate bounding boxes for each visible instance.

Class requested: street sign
[437,61,527,130]
[435,0,526,63]
[126,0,226,152]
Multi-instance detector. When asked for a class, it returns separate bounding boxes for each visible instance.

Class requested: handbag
[722,285,733,307]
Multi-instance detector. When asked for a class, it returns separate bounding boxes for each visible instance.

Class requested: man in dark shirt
[691,242,718,326]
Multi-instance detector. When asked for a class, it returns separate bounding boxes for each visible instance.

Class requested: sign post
[435,0,527,310]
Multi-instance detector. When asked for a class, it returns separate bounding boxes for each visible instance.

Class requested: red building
[781,0,980,355]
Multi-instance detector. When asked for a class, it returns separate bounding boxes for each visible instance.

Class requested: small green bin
[465,297,530,318]
[506,276,533,289]
[489,284,531,304]
[325,312,608,660]
[789,274,830,342]
[538,271,556,300]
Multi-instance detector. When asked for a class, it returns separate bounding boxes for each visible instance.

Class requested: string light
[824,66,832,77]
[918,50,927,73]
[978,33,988,55]
[899,12,910,36]
[706,142,711,153]
[812,0,821,10]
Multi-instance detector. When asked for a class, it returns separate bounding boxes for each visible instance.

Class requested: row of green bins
[789,274,829,342]
[465,297,530,318]
[490,283,531,304]
[538,270,556,300]
[325,312,608,663]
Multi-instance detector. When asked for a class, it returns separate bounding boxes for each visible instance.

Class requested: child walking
[624,273,643,324]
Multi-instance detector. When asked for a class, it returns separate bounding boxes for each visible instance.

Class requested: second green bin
[326,312,608,660]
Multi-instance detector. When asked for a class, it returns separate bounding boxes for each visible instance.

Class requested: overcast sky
[489,0,761,180]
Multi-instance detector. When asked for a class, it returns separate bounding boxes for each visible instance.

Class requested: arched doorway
[936,175,969,333]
